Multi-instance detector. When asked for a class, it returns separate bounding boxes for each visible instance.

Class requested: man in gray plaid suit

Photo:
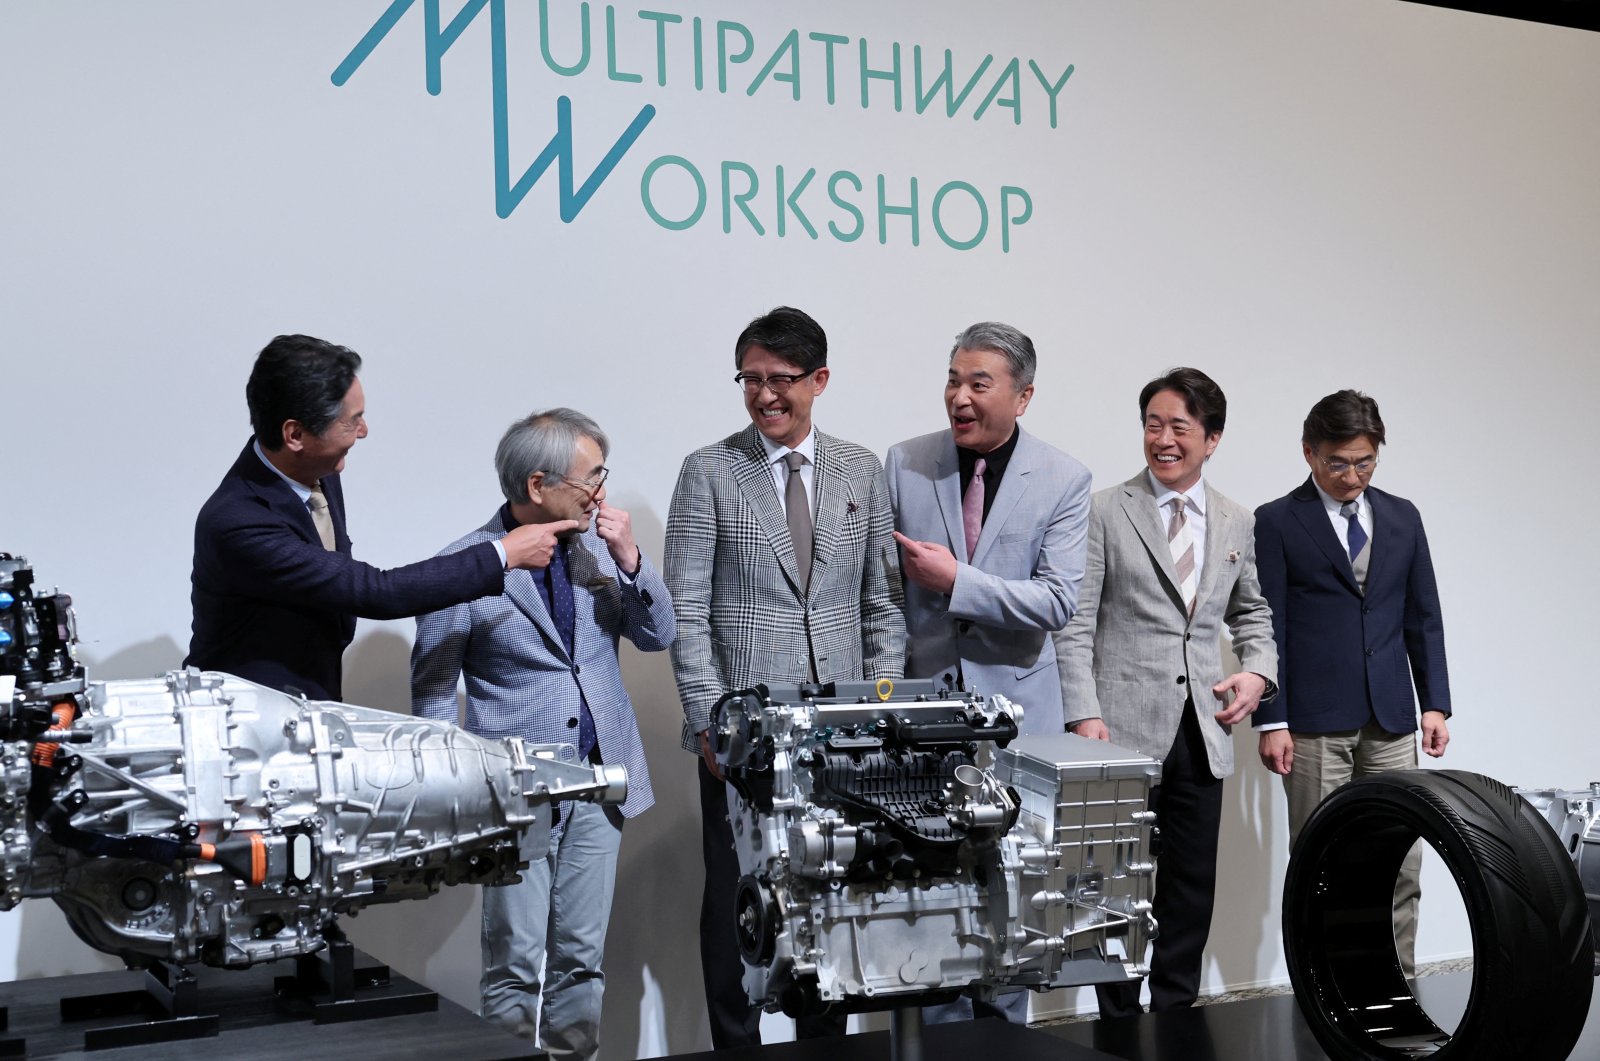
[665,306,905,1048]
[412,408,675,1059]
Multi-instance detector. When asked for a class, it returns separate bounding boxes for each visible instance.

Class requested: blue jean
[481,800,624,1060]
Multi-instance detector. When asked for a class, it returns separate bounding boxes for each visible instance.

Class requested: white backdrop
[3,1,1598,1056]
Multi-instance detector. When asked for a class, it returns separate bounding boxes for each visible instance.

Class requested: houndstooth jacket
[664,424,906,752]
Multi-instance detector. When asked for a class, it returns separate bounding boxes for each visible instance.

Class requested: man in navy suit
[186,334,573,701]
[1253,389,1451,976]
[412,408,674,1058]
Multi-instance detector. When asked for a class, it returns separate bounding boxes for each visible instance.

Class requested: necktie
[306,484,336,551]
[1167,495,1197,616]
[546,544,597,761]
[783,452,813,592]
[1341,500,1367,561]
[963,457,987,561]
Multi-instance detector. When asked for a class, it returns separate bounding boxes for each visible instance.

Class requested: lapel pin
[847,501,858,514]
[1228,549,1240,563]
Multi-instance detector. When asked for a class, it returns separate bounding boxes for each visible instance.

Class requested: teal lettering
[693,16,705,91]
[877,174,918,245]
[828,171,864,242]
[859,39,903,111]
[637,10,681,87]
[641,155,706,230]
[717,20,754,93]
[721,161,763,234]
[913,47,992,118]
[1028,60,1074,128]
[749,29,801,100]
[1000,186,1031,253]
[604,5,642,83]
[776,165,818,238]
[539,0,591,77]
[931,181,987,251]
[974,57,1021,124]
[809,32,848,105]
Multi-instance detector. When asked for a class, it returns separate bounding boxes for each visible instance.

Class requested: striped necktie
[1167,495,1196,616]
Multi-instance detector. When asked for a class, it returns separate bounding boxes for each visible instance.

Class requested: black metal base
[0,947,525,1060]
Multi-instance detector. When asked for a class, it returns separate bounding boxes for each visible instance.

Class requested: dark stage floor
[666,972,1600,1060]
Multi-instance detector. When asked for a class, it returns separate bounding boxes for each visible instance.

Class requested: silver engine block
[1518,782,1600,937]
[0,553,622,968]
[711,680,1160,1015]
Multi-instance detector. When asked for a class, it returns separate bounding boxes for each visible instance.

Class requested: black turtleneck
[957,425,1020,524]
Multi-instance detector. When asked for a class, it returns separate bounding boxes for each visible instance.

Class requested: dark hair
[734,306,827,373]
[1302,389,1386,448]
[1138,367,1227,437]
[246,335,363,450]
[950,321,1036,390]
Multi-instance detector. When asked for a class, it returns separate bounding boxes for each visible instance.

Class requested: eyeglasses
[1318,455,1378,476]
[734,369,816,394]
[556,467,610,495]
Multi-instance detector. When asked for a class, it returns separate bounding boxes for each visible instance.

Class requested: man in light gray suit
[412,408,675,1059]
[886,320,1092,734]
[1056,367,1277,1017]
[664,306,905,1048]
[886,321,1091,1023]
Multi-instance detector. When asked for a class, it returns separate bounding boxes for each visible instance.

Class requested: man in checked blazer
[1253,389,1450,977]
[1055,367,1278,1017]
[664,306,905,1048]
[412,408,675,1059]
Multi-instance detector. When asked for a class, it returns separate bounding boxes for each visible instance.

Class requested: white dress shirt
[758,427,817,519]
[1147,470,1208,585]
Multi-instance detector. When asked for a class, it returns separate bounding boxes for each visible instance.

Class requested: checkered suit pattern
[411,511,675,819]
[664,425,906,752]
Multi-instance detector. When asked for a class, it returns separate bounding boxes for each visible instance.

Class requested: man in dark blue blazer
[1253,389,1451,976]
[186,334,575,701]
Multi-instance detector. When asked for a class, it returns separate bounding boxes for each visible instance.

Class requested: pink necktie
[962,458,987,561]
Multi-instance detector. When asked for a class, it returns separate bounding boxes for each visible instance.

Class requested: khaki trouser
[1283,721,1423,978]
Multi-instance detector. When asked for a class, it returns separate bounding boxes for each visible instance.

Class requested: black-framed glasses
[734,369,815,394]
[1318,455,1378,476]
[556,467,610,495]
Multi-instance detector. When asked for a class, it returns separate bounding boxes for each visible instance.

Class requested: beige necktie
[782,452,813,592]
[307,484,337,551]
[1167,495,1196,616]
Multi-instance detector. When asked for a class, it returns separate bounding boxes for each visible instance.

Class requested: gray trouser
[481,801,624,1060]
[1282,722,1422,977]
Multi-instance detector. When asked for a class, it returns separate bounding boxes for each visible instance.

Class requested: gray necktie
[783,452,813,592]
[307,484,337,551]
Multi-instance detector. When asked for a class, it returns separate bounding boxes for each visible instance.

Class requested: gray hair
[949,321,1036,390]
[495,407,611,504]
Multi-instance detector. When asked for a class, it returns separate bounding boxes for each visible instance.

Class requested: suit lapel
[1119,471,1187,614]
[1289,479,1360,594]
[483,509,570,662]
[970,431,1033,567]
[1361,488,1386,591]
[810,433,848,589]
[1194,482,1228,609]
[932,435,967,557]
[730,426,804,593]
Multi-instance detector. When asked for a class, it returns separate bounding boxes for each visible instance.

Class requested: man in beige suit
[1055,367,1277,1016]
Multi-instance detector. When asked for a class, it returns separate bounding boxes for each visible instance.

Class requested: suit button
[1184,633,1191,642]
[567,717,579,728]
[1176,676,1186,685]
[1362,606,1370,614]
[958,621,971,634]
[1366,649,1375,657]
[573,664,581,675]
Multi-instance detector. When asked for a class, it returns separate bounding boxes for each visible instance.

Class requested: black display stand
[0,947,530,1060]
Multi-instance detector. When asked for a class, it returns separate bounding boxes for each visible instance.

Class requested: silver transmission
[0,552,623,968]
